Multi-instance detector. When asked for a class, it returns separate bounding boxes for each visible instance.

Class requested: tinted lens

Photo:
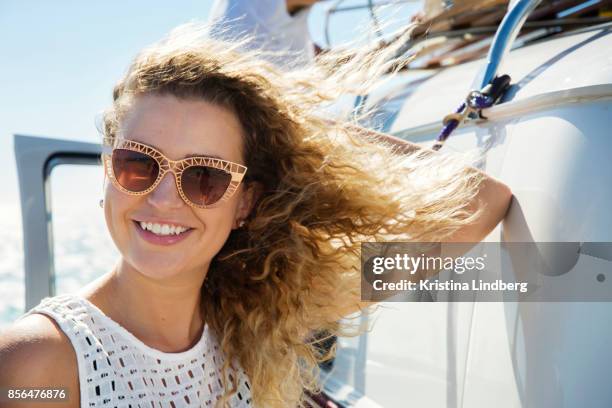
[181,166,232,206]
[112,149,159,192]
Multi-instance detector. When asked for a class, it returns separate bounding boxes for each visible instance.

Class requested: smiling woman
[101,94,255,282]
[0,22,511,408]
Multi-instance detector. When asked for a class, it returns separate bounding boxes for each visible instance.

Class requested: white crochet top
[18,294,253,408]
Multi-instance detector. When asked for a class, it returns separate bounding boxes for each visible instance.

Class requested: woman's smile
[132,219,195,246]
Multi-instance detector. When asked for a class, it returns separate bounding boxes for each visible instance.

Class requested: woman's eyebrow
[131,139,225,160]
[184,152,225,160]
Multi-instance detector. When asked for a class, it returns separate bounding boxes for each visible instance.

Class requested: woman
[0,23,512,408]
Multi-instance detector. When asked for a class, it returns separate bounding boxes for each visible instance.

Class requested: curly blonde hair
[101,23,484,408]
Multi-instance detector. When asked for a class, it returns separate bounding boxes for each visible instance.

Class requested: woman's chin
[129,252,187,280]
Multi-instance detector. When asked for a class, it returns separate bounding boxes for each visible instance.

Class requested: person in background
[207,0,322,68]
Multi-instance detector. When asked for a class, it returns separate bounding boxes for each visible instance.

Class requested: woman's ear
[234,181,263,228]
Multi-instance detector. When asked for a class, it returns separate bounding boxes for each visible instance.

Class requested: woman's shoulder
[0,313,80,407]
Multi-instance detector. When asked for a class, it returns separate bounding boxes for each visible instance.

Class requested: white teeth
[138,221,189,236]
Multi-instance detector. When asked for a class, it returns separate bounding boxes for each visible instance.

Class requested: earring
[238,220,246,228]
[99,199,104,208]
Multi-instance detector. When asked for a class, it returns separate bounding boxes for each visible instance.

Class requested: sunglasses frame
[101,137,248,209]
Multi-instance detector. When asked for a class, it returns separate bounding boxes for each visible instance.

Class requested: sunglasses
[101,137,248,209]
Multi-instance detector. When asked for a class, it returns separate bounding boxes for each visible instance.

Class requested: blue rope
[432,74,511,151]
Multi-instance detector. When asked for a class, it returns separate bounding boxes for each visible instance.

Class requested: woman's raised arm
[347,123,513,243]
[315,124,515,320]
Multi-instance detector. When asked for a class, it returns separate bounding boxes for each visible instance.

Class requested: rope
[432,74,512,151]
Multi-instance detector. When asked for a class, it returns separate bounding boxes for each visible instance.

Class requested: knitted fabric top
[17,294,253,408]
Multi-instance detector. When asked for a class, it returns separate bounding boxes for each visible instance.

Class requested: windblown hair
[101,22,484,408]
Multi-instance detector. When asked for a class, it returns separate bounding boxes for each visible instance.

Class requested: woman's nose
[146,171,185,209]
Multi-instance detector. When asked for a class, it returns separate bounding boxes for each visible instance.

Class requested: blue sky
[0,0,420,217]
